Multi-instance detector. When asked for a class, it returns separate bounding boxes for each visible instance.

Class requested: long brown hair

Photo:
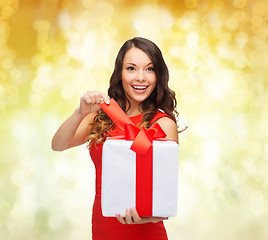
[87,37,178,147]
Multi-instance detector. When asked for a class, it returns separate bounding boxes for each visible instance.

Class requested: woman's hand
[116,208,168,225]
[76,90,110,117]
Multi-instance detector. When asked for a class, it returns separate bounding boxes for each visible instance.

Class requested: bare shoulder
[154,117,178,143]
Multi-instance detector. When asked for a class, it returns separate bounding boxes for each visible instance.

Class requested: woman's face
[121,47,156,107]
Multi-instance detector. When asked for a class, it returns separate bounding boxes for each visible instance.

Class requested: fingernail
[105,99,110,105]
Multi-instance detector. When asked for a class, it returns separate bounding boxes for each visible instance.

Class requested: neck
[125,100,143,117]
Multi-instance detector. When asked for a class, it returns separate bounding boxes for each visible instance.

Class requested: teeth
[132,86,147,90]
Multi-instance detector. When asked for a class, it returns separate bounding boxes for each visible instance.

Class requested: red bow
[101,99,167,155]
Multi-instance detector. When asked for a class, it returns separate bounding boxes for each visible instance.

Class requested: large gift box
[100,99,179,217]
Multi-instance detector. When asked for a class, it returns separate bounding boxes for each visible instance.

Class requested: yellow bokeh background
[0,0,267,239]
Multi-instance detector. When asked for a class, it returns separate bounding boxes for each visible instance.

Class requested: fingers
[131,208,142,223]
[99,92,110,104]
[125,208,135,224]
[116,214,126,224]
[150,217,168,223]
[116,208,141,225]
[116,209,169,225]
[116,209,134,225]
[82,94,91,104]
[81,91,109,105]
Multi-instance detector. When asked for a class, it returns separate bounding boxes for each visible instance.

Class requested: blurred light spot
[33,64,53,90]
[84,32,97,49]
[0,198,11,215]
[225,17,239,30]
[221,32,231,43]
[8,85,19,97]
[0,21,7,39]
[74,17,88,31]
[233,0,247,9]
[58,54,70,66]
[249,190,265,216]
[8,95,19,104]
[234,51,248,69]
[133,5,173,36]
[216,42,235,60]
[33,20,51,33]
[61,0,73,9]
[252,2,265,16]
[11,169,28,186]
[0,83,5,96]
[184,0,198,9]
[12,119,34,144]
[58,10,71,30]
[48,213,64,231]
[160,11,174,30]
[1,58,13,69]
[230,114,248,138]
[233,10,246,22]
[169,45,181,58]
[207,11,222,29]
[212,0,224,10]
[251,15,262,27]
[204,69,234,99]
[29,93,42,106]
[186,31,199,48]
[31,54,44,67]
[61,87,73,99]
[193,114,221,140]
[82,0,95,9]
[177,11,197,29]
[265,144,268,159]
[203,140,221,165]
[235,32,248,48]
[10,68,21,80]
[1,6,14,19]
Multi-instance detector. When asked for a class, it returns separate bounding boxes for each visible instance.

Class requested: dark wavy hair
[87,37,178,146]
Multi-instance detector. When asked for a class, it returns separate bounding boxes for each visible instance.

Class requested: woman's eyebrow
[125,63,136,66]
[125,62,153,66]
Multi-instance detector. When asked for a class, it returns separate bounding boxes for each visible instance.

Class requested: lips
[132,85,148,90]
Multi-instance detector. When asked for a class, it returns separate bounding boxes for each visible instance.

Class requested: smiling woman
[52,37,179,240]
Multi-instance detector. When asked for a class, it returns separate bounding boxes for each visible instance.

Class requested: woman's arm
[51,110,95,151]
[51,91,110,151]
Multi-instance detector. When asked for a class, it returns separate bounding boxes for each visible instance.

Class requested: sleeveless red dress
[89,111,170,240]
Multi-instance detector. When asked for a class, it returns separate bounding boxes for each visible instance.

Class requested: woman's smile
[131,85,149,93]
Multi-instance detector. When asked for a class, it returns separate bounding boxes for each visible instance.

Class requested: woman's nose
[136,70,145,82]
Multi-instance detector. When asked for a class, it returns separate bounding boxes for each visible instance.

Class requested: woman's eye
[147,67,155,72]
[127,66,135,71]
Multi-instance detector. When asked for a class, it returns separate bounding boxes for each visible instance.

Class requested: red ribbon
[101,98,168,216]
[101,99,167,155]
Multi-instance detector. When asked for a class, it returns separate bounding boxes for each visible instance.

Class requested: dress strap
[150,111,172,126]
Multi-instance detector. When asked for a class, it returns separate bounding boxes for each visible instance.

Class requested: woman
[52,37,179,239]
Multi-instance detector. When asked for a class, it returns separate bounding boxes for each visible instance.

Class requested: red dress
[89,111,170,240]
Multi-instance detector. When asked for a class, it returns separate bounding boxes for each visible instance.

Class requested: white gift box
[101,138,179,217]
